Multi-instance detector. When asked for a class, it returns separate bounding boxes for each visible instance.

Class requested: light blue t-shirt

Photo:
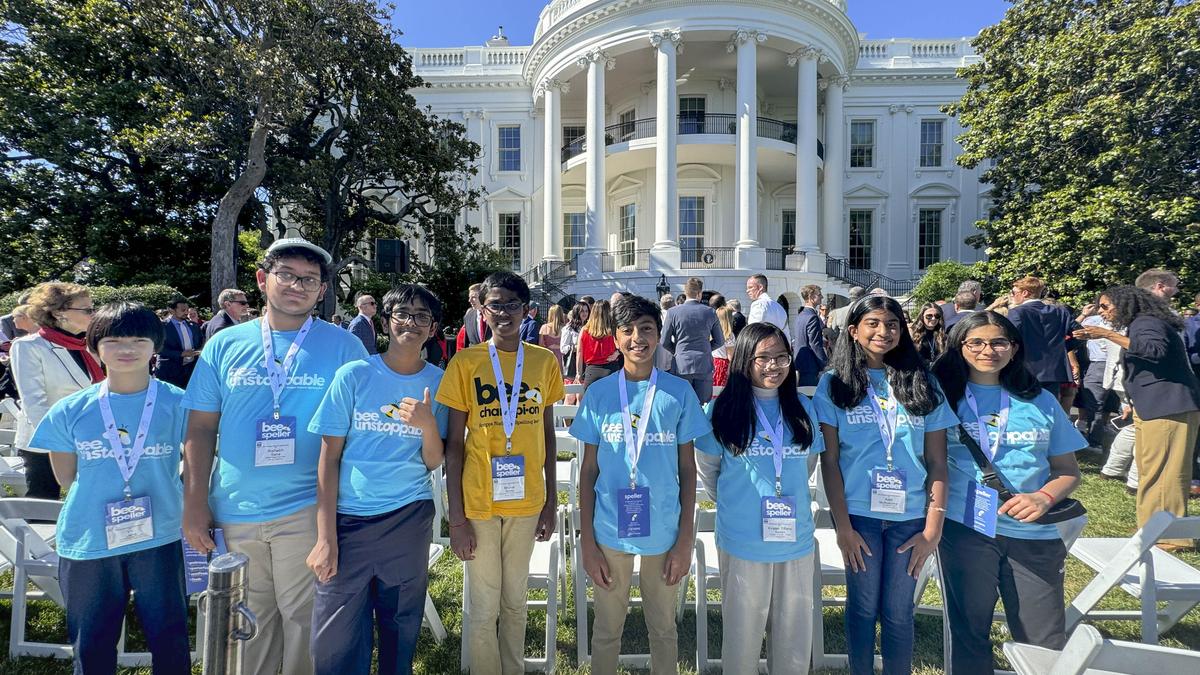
[694,394,825,562]
[29,380,187,561]
[308,356,449,516]
[813,368,959,521]
[181,318,369,523]
[569,370,711,555]
[947,383,1085,540]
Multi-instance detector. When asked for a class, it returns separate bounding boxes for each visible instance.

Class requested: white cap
[266,237,332,265]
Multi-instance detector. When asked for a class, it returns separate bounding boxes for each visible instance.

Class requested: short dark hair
[477,271,530,305]
[954,290,977,309]
[750,273,769,291]
[612,294,662,335]
[167,296,189,310]
[87,301,165,353]
[380,284,443,324]
[579,295,595,305]
[260,246,330,282]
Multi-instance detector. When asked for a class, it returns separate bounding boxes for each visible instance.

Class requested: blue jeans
[844,514,924,675]
[58,541,190,675]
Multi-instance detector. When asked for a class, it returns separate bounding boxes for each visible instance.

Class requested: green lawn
[2,451,1198,674]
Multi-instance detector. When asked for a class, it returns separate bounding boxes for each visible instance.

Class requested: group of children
[31,240,1085,675]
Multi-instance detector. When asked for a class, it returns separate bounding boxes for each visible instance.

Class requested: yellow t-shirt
[436,341,565,520]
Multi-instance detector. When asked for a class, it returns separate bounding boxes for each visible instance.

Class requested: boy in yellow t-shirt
[437,271,563,675]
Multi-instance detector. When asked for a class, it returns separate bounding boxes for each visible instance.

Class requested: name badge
[616,487,650,538]
[255,417,296,467]
[870,468,907,514]
[491,456,525,501]
[761,496,797,542]
[105,496,153,550]
[968,481,999,538]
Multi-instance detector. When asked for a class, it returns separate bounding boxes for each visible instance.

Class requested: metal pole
[201,552,258,675]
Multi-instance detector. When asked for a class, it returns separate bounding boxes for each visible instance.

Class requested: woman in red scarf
[9,282,100,499]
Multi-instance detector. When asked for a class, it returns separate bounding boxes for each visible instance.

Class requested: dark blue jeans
[311,499,434,675]
[58,541,190,675]
[844,514,924,675]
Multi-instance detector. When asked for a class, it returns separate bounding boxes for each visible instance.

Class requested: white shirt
[747,295,788,334]
[1081,315,1111,362]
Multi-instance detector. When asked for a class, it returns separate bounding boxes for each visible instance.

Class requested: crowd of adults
[0,242,1197,675]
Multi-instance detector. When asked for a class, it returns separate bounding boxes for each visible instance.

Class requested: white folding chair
[553,404,578,429]
[570,506,691,669]
[692,507,770,673]
[563,383,584,397]
[554,429,580,458]
[1004,622,1200,674]
[1067,511,1200,644]
[429,467,449,546]
[423,544,447,643]
[0,454,26,496]
[459,506,562,672]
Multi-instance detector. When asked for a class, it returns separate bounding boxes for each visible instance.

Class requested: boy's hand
[662,537,693,586]
[306,536,338,583]
[451,521,477,561]
[182,501,216,554]
[535,503,556,541]
[583,541,613,590]
[399,388,436,431]
[897,527,940,578]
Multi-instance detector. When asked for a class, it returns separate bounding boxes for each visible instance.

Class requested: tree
[910,261,993,304]
[949,0,1200,305]
[403,224,514,329]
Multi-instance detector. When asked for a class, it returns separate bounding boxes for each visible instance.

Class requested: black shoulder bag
[956,424,1086,525]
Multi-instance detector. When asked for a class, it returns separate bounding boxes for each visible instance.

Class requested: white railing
[911,40,960,58]
[857,38,977,65]
[411,46,530,71]
[535,0,849,41]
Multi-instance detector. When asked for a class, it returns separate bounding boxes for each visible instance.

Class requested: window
[849,209,873,269]
[431,213,456,254]
[499,212,521,270]
[679,96,706,134]
[679,196,705,263]
[562,125,585,148]
[917,208,942,269]
[850,120,875,168]
[618,109,636,141]
[498,125,521,172]
[619,204,637,267]
[563,212,585,260]
[920,119,944,168]
[782,209,796,254]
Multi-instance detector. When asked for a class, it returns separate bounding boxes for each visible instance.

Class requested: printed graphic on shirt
[960,421,1051,447]
[224,364,327,390]
[351,405,426,438]
[75,428,176,462]
[472,377,544,422]
[845,402,927,429]
[600,414,678,446]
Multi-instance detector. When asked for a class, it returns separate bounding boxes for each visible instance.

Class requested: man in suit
[826,286,865,334]
[662,277,724,401]
[944,290,981,331]
[1007,276,1078,405]
[156,296,203,388]
[727,299,747,338]
[792,284,828,386]
[347,293,378,354]
[520,305,540,344]
[202,288,250,341]
[456,283,491,351]
[942,280,982,327]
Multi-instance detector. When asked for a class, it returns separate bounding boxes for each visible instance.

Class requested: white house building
[407,0,989,309]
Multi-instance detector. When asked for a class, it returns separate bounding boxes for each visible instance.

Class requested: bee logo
[631,414,641,430]
[984,413,1001,429]
[380,404,404,419]
[875,396,890,411]
[525,388,543,405]
[117,428,132,446]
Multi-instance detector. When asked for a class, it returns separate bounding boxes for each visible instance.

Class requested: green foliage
[948,0,1200,306]
[401,226,513,329]
[910,261,991,304]
[0,284,183,315]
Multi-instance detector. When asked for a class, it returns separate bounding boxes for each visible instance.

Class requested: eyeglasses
[484,301,525,315]
[228,299,249,306]
[962,338,1013,353]
[360,301,376,306]
[270,270,322,292]
[62,306,95,315]
[1097,302,1112,310]
[752,354,793,369]
[389,310,433,327]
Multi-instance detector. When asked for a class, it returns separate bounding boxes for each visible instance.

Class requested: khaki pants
[465,514,539,675]
[1134,410,1200,547]
[220,504,318,675]
[591,544,680,675]
[718,550,815,675]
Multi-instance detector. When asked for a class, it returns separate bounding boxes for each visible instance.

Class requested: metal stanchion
[201,552,258,675]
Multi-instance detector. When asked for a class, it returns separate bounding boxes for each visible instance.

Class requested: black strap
[956,423,1016,501]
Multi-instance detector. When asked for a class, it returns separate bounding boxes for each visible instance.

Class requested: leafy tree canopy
[950,0,1200,306]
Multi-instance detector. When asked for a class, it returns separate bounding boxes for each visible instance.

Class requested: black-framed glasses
[752,354,793,369]
[389,310,433,328]
[484,301,525,315]
[962,338,1013,353]
[228,299,249,306]
[270,270,322,292]
[63,306,95,315]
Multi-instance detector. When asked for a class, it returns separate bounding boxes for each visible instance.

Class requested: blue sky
[391,0,1011,48]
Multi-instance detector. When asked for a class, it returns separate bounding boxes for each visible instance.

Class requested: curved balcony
[561,113,824,164]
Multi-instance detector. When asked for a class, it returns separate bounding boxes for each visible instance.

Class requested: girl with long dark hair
[931,311,1084,672]
[909,301,947,365]
[695,323,821,673]
[559,301,590,404]
[812,295,956,675]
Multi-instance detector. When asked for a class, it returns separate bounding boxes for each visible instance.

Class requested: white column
[540,79,564,262]
[730,29,767,270]
[650,29,682,271]
[580,50,612,260]
[788,47,821,253]
[822,75,848,257]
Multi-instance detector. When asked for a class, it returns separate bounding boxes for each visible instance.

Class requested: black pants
[938,519,1068,673]
[582,362,620,393]
[18,450,61,500]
